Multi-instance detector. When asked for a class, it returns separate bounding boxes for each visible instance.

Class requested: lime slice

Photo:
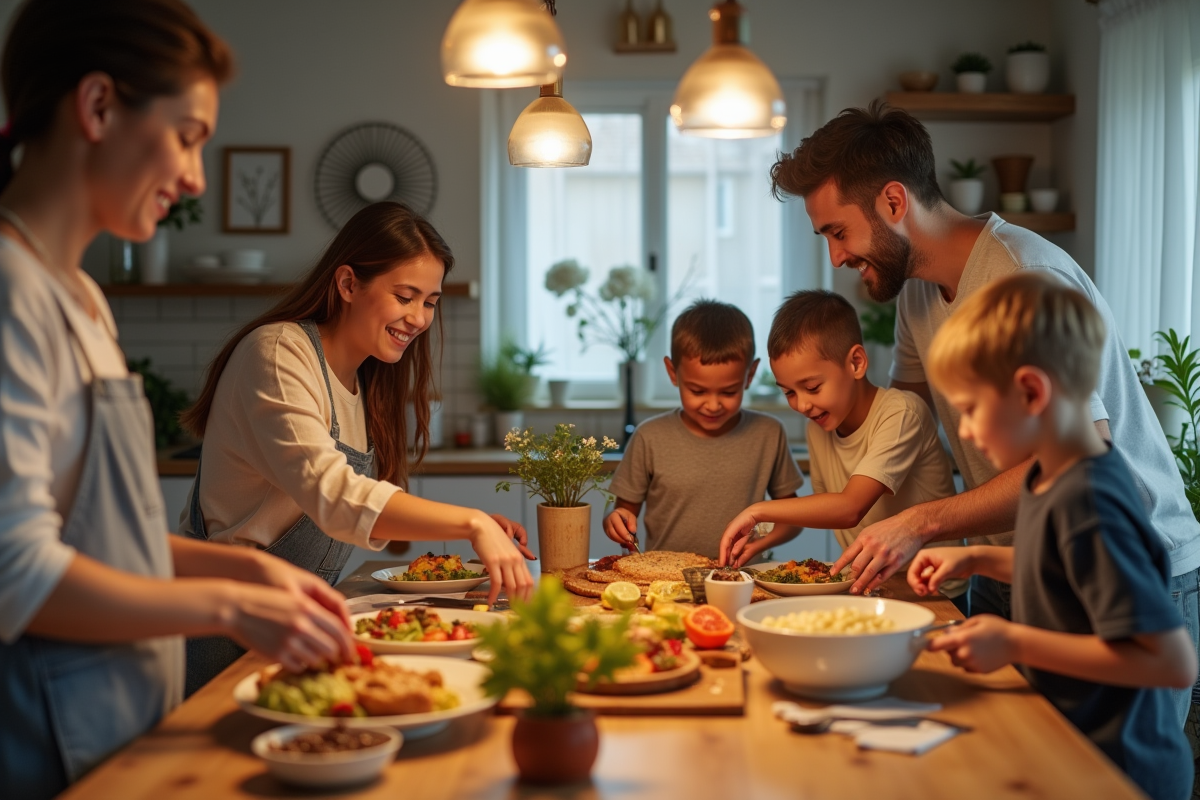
[601,581,641,611]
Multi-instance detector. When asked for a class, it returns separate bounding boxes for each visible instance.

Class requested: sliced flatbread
[583,567,650,586]
[614,551,714,583]
[559,566,608,599]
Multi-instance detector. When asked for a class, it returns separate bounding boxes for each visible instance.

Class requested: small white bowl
[1000,191,1028,212]
[251,724,402,788]
[222,248,267,271]
[704,571,754,622]
[1028,188,1059,213]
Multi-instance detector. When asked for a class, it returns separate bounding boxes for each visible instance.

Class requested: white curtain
[1095,0,1200,354]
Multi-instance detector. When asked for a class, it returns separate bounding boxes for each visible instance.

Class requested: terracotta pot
[511,708,599,784]
[991,155,1034,195]
[537,503,590,572]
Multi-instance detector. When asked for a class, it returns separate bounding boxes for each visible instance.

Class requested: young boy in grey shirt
[603,300,803,559]
[910,273,1195,800]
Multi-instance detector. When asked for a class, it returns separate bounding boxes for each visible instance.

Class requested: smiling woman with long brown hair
[178,201,535,694]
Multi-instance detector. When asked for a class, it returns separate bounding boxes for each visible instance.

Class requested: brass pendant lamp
[670,1,786,139]
[441,0,567,88]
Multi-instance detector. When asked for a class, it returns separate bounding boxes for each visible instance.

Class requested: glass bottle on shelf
[645,0,672,45]
[618,0,640,45]
[108,236,138,284]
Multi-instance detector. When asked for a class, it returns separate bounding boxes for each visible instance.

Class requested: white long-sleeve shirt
[177,322,399,550]
[0,236,127,642]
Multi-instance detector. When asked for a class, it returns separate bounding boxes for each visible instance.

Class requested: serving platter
[351,608,504,658]
[575,648,702,696]
[234,655,497,739]
[370,562,490,594]
[747,562,854,597]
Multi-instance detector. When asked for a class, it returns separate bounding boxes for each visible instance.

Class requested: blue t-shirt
[1013,447,1191,800]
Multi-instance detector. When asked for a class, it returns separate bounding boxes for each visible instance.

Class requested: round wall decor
[314,122,438,229]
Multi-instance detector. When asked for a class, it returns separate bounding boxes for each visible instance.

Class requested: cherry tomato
[450,625,472,641]
[354,643,375,666]
[330,702,355,717]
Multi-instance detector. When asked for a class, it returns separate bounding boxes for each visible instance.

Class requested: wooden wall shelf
[613,41,676,54]
[996,212,1075,232]
[884,92,1075,122]
[102,281,479,299]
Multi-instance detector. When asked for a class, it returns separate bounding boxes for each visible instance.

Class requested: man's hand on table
[830,508,929,594]
[928,615,1017,674]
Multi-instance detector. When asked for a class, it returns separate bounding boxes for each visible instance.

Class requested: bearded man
[769,100,1200,727]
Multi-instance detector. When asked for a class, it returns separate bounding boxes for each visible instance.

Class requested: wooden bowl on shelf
[898,71,939,92]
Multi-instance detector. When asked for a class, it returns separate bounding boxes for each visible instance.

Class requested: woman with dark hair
[0,1,357,795]
[179,201,535,693]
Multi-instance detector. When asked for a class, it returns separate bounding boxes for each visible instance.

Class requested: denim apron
[0,291,183,799]
[184,320,374,695]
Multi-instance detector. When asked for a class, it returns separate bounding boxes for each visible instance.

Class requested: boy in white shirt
[718,289,967,607]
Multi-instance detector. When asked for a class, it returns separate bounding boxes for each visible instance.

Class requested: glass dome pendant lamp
[441,0,568,88]
[507,76,592,167]
[670,0,786,139]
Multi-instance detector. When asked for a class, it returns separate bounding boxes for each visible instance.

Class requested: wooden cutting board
[495,661,746,716]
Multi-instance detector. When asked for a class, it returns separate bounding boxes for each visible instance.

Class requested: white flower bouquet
[544,259,671,362]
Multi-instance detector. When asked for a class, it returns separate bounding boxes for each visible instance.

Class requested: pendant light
[506,2,591,168]
[670,1,785,139]
[442,0,567,88]
[508,78,592,167]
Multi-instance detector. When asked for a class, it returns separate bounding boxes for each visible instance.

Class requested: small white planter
[948,178,985,215]
[548,379,570,407]
[1006,51,1050,93]
[1028,188,1059,213]
[494,410,525,442]
[955,72,987,93]
[137,228,169,284]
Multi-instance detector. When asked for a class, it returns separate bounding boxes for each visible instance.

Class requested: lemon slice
[600,581,641,611]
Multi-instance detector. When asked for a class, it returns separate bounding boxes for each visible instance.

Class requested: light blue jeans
[971,567,1200,727]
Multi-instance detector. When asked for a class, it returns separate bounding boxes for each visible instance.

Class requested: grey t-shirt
[1014,448,1190,800]
[891,213,1200,577]
[608,409,804,557]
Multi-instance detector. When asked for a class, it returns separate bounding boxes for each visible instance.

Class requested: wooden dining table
[61,564,1146,800]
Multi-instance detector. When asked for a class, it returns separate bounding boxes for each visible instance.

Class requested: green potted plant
[1006,41,1049,93]
[860,300,897,386]
[1142,331,1200,519]
[478,348,531,445]
[948,158,987,215]
[139,196,203,285]
[501,340,551,405]
[478,577,640,784]
[127,357,191,450]
[951,52,992,93]
[497,423,618,571]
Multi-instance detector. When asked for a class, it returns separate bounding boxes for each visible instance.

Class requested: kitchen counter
[159,446,813,477]
[61,566,1142,800]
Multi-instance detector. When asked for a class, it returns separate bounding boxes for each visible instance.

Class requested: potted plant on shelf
[859,300,897,387]
[1006,41,1050,93]
[478,577,640,784]
[497,423,618,571]
[139,196,202,285]
[1137,331,1200,519]
[951,52,992,93]
[126,358,191,450]
[502,340,552,406]
[478,347,532,444]
[948,158,987,215]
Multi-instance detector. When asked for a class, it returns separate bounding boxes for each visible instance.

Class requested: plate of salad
[575,606,701,696]
[370,553,490,594]
[351,607,505,658]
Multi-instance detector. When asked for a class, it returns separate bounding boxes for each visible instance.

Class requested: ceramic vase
[537,503,590,572]
[548,379,570,407]
[137,228,169,284]
[511,708,599,784]
[1006,51,1050,93]
[956,72,987,93]
[494,410,525,443]
[991,155,1034,195]
[617,360,655,405]
[948,178,985,215]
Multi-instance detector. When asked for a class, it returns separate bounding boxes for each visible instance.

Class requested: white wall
[0,0,1102,419]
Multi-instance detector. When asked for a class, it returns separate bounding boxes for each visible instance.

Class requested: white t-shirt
[0,236,128,642]
[177,322,399,551]
[807,387,966,597]
[891,214,1200,577]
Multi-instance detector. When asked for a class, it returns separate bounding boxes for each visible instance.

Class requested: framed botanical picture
[223,146,290,233]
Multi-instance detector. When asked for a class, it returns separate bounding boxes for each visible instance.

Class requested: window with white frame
[481,80,826,402]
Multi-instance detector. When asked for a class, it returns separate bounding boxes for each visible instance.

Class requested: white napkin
[772,699,964,755]
[345,593,468,615]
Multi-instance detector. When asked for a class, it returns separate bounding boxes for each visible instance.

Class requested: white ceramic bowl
[221,248,266,270]
[251,724,401,788]
[370,562,491,594]
[704,571,753,621]
[749,561,853,597]
[1028,188,1059,213]
[738,596,950,701]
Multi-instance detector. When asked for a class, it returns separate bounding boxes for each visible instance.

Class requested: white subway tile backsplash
[124,343,195,369]
[120,297,159,320]
[233,296,275,318]
[195,297,233,320]
[159,297,195,319]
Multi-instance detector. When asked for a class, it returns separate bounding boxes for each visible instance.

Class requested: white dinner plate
[234,655,497,739]
[351,608,505,658]
[370,562,490,594]
[750,561,854,597]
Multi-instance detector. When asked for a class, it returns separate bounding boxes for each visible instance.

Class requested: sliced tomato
[450,624,472,641]
[422,629,450,642]
[684,606,734,650]
[354,643,375,666]
[330,702,356,717]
